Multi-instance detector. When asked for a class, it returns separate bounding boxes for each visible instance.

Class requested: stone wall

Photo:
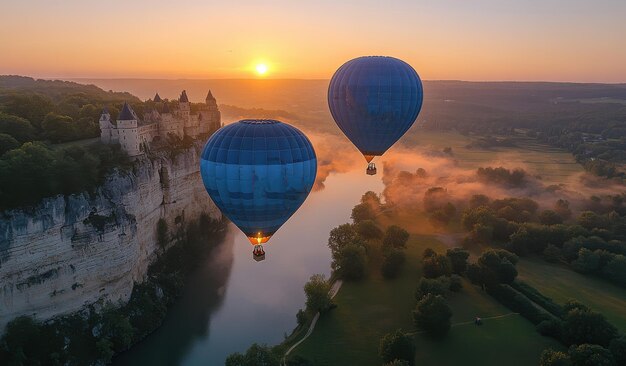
[0,144,220,332]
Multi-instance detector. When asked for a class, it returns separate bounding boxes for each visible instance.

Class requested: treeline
[412,82,626,180]
[459,246,626,365]
[461,193,626,288]
[0,214,227,365]
[0,142,130,210]
[0,76,140,145]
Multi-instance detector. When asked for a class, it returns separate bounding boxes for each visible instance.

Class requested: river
[113,163,384,365]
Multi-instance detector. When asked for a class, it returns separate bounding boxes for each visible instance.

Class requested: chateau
[99,90,221,156]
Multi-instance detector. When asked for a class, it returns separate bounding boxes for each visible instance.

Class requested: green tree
[384,360,410,366]
[469,194,490,209]
[286,355,314,366]
[42,112,75,142]
[609,335,626,366]
[0,112,35,142]
[413,294,452,338]
[1,93,54,129]
[225,343,279,366]
[446,248,469,274]
[304,274,332,313]
[415,277,448,300]
[351,202,376,223]
[568,344,616,366]
[382,249,406,279]
[98,304,133,351]
[361,190,381,206]
[383,225,409,249]
[0,316,48,364]
[462,206,495,231]
[603,255,626,286]
[422,253,451,278]
[449,274,463,292]
[562,308,618,347]
[0,133,19,155]
[336,244,367,280]
[355,220,383,240]
[328,223,359,259]
[0,142,56,208]
[577,211,609,230]
[540,210,564,225]
[539,349,571,366]
[379,329,416,366]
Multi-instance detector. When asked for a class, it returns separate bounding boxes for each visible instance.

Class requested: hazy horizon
[2,0,626,82]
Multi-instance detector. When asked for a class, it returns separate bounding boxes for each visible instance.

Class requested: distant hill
[0,75,140,104]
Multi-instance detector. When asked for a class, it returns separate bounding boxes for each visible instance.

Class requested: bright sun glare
[255,63,268,76]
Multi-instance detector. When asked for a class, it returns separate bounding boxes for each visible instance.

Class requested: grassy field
[518,257,626,332]
[293,232,563,366]
[403,131,584,184]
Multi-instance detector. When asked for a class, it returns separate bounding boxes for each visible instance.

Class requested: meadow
[290,136,602,365]
[292,231,563,366]
[518,257,626,332]
[403,130,583,184]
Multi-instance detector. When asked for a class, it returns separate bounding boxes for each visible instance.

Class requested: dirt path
[282,280,343,365]
[407,312,520,335]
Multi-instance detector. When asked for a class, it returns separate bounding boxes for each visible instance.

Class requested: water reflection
[113,231,235,366]
[113,165,384,365]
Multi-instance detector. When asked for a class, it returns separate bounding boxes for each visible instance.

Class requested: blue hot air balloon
[328,56,423,175]
[200,119,317,260]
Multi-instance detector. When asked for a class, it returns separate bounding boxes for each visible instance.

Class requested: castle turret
[205,90,216,105]
[200,90,221,134]
[178,90,190,122]
[117,102,141,156]
[99,107,115,143]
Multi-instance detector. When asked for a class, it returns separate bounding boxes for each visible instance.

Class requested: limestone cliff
[0,144,220,331]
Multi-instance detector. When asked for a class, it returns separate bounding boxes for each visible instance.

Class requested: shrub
[449,274,463,292]
[304,274,332,313]
[568,344,616,366]
[512,281,564,319]
[446,248,470,274]
[609,335,626,366]
[562,308,618,347]
[336,244,368,280]
[379,330,415,366]
[382,249,407,279]
[413,294,452,338]
[415,277,449,300]
[537,319,563,339]
[422,253,452,278]
[355,220,383,240]
[383,225,410,249]
[486,284,548,325]
[539,349,571,366]
[540,210,564,225]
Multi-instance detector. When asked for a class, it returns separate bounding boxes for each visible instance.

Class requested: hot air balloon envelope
[200,119,317,245]
[328,56,423,160]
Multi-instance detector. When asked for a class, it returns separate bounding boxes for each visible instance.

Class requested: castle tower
[179,90,190,122]
[99,107,115,144]
[205,90,216,106]
[203,90,222,133]
[116,102,141,156]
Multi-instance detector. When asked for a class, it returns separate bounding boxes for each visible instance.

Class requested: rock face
[0,144,220,332]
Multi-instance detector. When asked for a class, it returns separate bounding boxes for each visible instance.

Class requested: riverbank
[0,214,227,365]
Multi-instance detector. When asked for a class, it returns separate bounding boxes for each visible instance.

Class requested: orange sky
[1,0,626,82]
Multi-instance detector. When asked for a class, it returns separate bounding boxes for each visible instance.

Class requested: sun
[255,63,268,76]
